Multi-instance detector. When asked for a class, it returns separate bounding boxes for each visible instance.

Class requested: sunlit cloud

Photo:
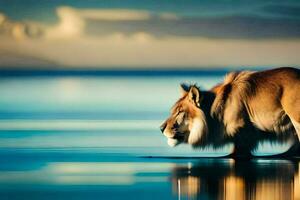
[45,7,85,39]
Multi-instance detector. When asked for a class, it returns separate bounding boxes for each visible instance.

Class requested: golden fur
[161,67,300,156]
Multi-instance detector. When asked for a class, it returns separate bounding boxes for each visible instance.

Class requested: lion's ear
[188,86,201,107]
[180,83,190,96]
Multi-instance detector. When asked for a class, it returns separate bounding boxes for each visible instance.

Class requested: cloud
[45,6,300,39]
[0,51,58,67]
[262,4,300,18]
[45,7,85,39]
[79,9,152,21]
[3,6,300,40]
[83,15,300,39]
[2,33,300,68]
[1,6,300,68]
[0,12,44,40]
[45,7,179,39]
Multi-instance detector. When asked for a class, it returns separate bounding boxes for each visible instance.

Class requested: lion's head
[160,84,208,147]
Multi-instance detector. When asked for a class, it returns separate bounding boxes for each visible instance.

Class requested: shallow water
[0,73,297,199]
[0,150,299,200]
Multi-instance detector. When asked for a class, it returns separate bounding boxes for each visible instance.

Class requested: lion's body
[212,67,300,139]
[161,67,300,157]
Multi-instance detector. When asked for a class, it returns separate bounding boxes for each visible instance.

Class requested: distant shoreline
[0,67,269,77]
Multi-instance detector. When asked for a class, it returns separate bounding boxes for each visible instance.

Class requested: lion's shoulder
[210,70,255,136]
[224,70,255,86]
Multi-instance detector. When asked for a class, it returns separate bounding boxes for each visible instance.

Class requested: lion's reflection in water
[171,159,300,200]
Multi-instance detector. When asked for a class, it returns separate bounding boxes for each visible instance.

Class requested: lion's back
[211,67,300,136]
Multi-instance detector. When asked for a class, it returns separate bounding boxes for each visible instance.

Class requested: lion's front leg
[228,125,260,158]
[230,136,253,158]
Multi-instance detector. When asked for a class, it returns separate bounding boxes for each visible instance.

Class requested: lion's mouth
[173,135,185,140]
[167,135,185,147]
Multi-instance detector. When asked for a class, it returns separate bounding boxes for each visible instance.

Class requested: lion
[160,67,300,157]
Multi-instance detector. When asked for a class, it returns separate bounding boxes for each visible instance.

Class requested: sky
[1,0,300,69]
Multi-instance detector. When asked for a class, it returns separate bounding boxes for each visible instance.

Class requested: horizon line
[0,66,282,77]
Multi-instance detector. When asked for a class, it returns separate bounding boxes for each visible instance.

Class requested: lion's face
[160,84,208,147]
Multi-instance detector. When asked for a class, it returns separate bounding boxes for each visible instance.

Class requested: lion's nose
[160,122,167,133]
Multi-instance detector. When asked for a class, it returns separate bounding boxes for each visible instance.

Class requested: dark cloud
[85,15,300,39]
[262,4,300,18]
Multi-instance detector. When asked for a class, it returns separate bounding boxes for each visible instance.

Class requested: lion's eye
[176,112,185,124]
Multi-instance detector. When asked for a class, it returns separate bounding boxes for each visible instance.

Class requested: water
[0,74,232,156]
[0,73,298,199]
[0,151,299,200]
